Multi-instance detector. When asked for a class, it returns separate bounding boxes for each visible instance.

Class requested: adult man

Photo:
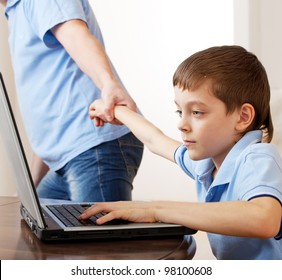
[1,0,143,201]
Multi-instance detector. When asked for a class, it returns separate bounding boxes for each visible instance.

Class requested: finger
[94,117,99,127]
[80,204,102,220]
[89,110,95,120]
[94,117,104,127]
[117,98,137,113]
[103,99,115,122]
[126,100,137,112]
[95,211,120,224]
[89,105,98,120]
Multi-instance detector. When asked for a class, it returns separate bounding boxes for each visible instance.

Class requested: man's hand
[99,81,136,124]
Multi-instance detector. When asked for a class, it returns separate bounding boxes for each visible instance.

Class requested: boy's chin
[187,151,205,161]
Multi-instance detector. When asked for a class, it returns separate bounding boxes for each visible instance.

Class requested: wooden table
[0,196,194,260]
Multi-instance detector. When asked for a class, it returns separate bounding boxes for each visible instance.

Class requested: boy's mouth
[183,140,196,147]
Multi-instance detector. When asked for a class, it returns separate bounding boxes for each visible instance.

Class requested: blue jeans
[37,132,144,202]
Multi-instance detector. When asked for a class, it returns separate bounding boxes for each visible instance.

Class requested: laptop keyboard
[46,204,126,227]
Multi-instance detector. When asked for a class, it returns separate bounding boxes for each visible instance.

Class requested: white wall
[234,0,282,154]
[257,0,282,153]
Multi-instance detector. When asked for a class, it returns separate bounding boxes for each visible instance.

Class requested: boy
[83,45,282,259]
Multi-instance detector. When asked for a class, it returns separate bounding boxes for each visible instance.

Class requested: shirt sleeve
[237,144,282,204]
[174,145,196,180]
[23,0,87,47]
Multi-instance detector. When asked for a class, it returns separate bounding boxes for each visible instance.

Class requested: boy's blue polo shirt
[175,130,282,259]
[5,0,129,170]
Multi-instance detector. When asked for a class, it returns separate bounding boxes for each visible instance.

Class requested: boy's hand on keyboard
[79,201,159,224]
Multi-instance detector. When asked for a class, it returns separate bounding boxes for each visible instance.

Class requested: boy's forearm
[114,106,181,161]
[154,198,281,238]
[115,106,157,145]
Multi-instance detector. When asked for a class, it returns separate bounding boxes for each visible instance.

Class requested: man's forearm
[52,19,117,89]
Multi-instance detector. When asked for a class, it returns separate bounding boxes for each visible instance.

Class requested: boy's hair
[173,45,273,143]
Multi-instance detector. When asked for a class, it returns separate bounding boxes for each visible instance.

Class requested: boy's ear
[235,103,255,132]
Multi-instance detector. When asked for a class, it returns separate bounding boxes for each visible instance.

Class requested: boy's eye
[192,111,202,116]
[175,110,182,117]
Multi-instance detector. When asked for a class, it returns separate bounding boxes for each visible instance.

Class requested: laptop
[0,72,197,241]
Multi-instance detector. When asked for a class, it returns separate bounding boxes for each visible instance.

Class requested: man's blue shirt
[175,130,282,259]
[5,0,129,169]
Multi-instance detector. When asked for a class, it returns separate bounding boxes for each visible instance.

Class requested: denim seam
[96,147,106,201]
[117,138,131,177]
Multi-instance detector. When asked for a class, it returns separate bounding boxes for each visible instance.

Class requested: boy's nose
[177,118,191,132]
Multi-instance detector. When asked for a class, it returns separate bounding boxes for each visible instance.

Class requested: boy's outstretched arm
[89,100,182,162]
[80,197,281,239]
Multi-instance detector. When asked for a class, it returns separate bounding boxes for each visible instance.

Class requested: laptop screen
[0,73,46,228]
